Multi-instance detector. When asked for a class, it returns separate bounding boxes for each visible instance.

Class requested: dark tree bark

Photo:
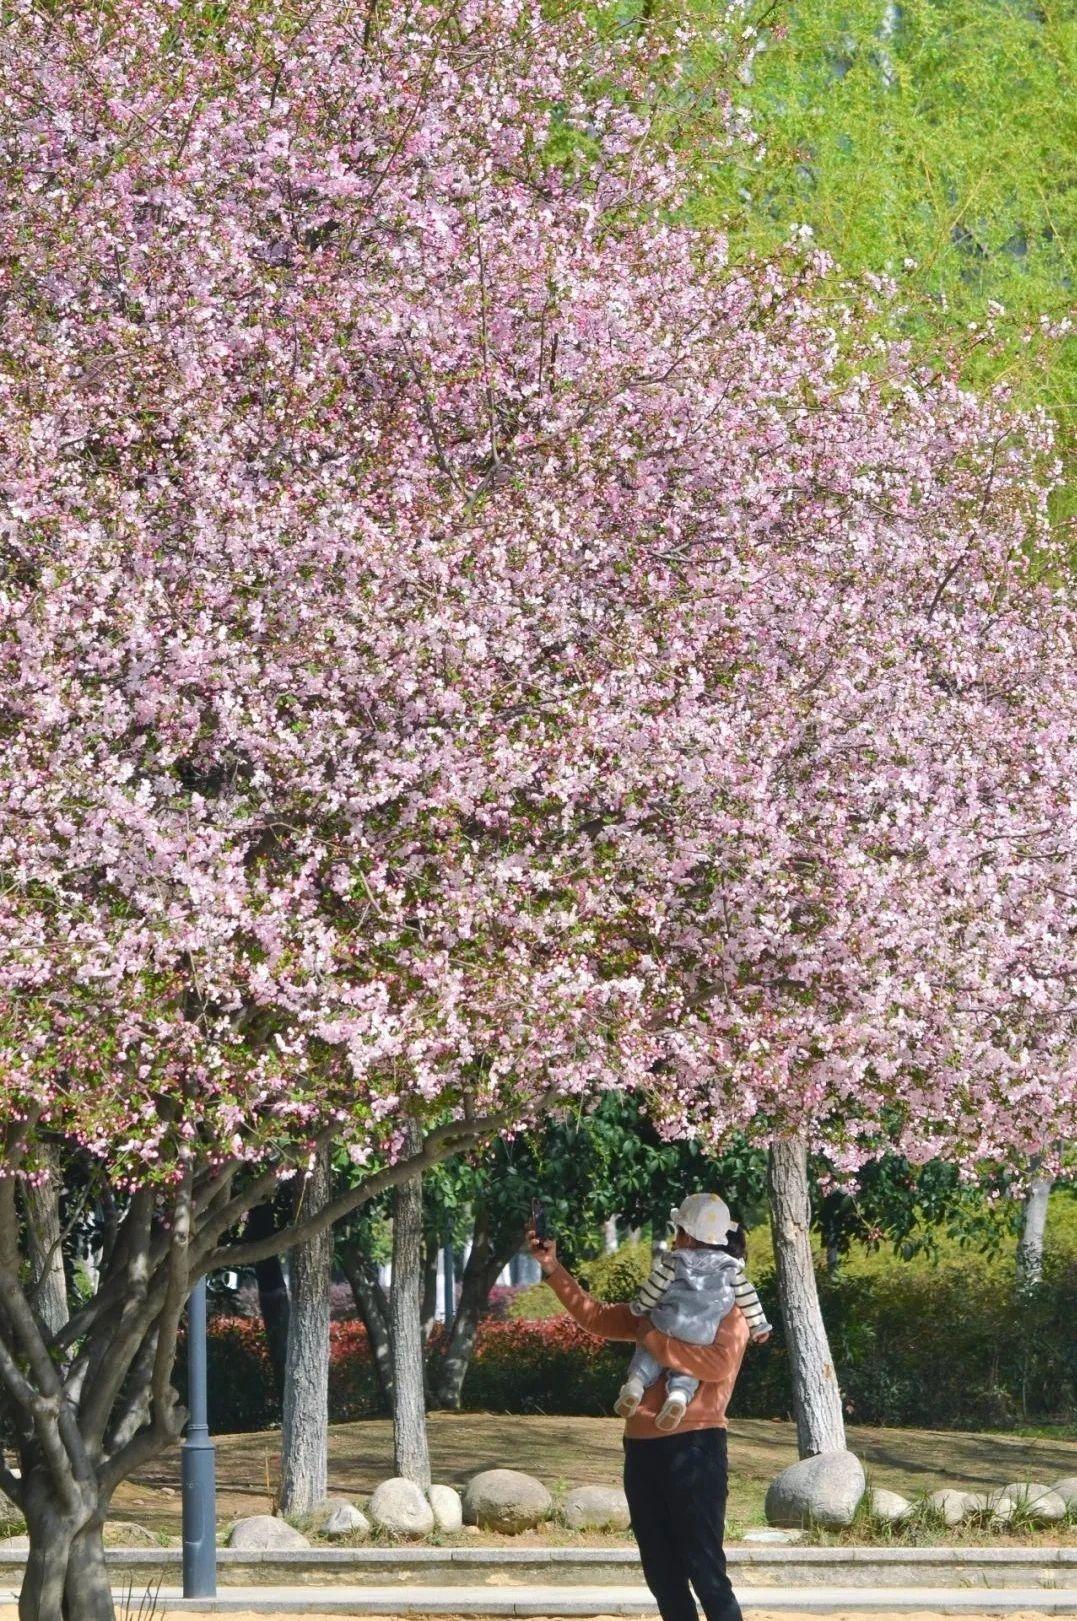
[338,1240,394,1406]
[280,1148,332,1516]
[432,1206,517,1411]
[63,1520,113,1620]
[244,1202,290,1407]
[390,1121,430,1486]
[420,1236,440,1344]
[768,1134,846,1458]
[22,1147,69,1340]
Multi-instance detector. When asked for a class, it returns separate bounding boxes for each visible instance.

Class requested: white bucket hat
[670,1192,735,1246]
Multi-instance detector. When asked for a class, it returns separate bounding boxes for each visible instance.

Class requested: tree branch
[205,1101,541,1271]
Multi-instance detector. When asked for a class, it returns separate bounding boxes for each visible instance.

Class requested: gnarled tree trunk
[280,1148,331,1515]
[63,1519,113,1621]
[390,1121,430,1486]
[19,1479,79,1621]
[768,1134,846,1458]
[433,1207,517,1411]
[0,1098,513,1621]
[19,1455,105,1621]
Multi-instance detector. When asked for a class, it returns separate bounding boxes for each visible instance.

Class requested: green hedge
[509,1223,1077,1430]
[195,1215,1077,1434]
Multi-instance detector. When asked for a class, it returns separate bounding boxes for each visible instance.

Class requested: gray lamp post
[181,1276,217,1597]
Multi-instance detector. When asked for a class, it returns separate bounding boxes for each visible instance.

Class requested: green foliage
[694,0,1075,494]
[503,1200,1077,1429]
[578,1239,655,1302]
[509,1279,567,1319]
[812,1154,1023,1261]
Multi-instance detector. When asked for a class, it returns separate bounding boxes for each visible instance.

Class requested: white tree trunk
[602,1216,618,1254]
[1016,1175,1053,1291]
[768,1134,846,1458]
[280,1147,331,1515]
[391,1121,431,1486]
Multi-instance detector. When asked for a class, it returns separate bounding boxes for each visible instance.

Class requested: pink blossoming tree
[1,1,1075,1614]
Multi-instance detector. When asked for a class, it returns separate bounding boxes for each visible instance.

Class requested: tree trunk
[339,1242,394,1407]
[23,1146,69,1338]
[390,1121,430,1486]
[602,1216,618,1254]
[1016,1174,1053,1292]
[19,1472,85,1621]
[20,1525,76,1621]
[62,1520,113,1621]
[280,1148,331,1516]
[420,1236,440,1344]
[245,1202,290,1408]
[768,1135,846,1458]
[432,1208,517,1410]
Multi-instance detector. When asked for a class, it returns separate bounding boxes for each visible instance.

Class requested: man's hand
[526,1225,558,1276]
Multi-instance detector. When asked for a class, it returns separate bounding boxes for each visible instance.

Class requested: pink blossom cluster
[0,0,1073,1182]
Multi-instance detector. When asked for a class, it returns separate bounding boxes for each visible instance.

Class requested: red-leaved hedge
[187,1313,625,1432]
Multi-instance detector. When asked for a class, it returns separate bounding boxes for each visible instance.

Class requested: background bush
[198,1203,1077,1434]
[501,1234,1077,1429]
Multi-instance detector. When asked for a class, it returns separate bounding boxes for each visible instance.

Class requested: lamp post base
[181,1432,218,1597]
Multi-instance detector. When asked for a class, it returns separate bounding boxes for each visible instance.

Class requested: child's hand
[526,1226,558,1275]
[751,1330,772,1346]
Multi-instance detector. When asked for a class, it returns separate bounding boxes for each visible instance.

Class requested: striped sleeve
[734,1276,772,1338]
[630,1253,677,1317]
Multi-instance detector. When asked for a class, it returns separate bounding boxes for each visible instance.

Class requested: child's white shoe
[655,1392,688,1432]
[614,1378,645,1418]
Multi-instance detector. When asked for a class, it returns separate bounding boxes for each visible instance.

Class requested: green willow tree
[694,0,1074,489]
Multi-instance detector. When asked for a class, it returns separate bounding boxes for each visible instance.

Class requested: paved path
[1,1585,1069,1614]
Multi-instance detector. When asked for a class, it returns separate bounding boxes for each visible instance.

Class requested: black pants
[623,1429,742,1621]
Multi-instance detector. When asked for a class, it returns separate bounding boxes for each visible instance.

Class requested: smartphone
[531,1200,548,1241]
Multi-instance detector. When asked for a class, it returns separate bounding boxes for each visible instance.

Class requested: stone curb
[0,1545,1073,1565]
[2,1584,1072,1615]
[1,1546,1075,1593]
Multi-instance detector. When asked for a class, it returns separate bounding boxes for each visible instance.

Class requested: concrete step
[52,1583,1077,1614]
[3,1545,1073,1591]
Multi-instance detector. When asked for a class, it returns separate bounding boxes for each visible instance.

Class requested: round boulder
[998,1482,1067,1524]
[764,1450,865,1529]
[563,1484,631,1533]
[427,1484,463,1534]
[1051,1477,1077,1510]
[463,1468,553,1534]
[867,1487,911,1524]
[227,1514,311,1550]
[369,1477,435,1538]
[320,1500,371,1539]
[102,1521,160,1548]
[928,1488,975,1527]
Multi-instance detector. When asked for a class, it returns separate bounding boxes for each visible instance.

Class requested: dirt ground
[112,1413,1077,1542]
